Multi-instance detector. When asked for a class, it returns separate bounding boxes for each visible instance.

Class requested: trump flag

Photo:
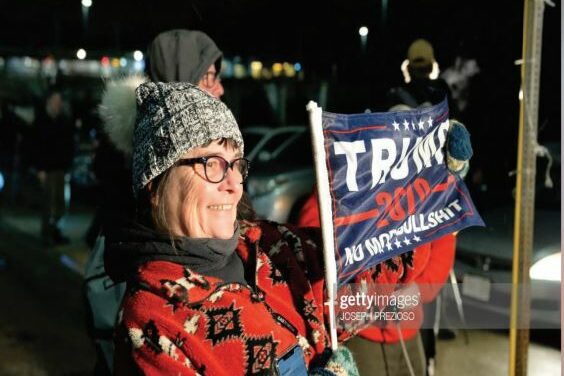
[308,98,484,289]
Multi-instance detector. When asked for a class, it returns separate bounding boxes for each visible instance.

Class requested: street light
[359,26,368,53]
[133,50,144,62]
[81,0,92,7]
[76,48,87,60]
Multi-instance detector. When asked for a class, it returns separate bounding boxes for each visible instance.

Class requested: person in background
[0,99,25,204]
[388,38,466,375]
[87,29,226,248]
[297,39,472,376]
[387,38,456,117]
[30,88,75,246]
[298,192,455,376]
[147,28,225,98]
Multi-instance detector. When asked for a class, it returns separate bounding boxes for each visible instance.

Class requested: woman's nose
[220,166,241,191]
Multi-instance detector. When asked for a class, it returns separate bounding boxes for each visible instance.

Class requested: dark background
[0,0,560,206]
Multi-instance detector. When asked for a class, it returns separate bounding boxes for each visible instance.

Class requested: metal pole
[509,0,545,375]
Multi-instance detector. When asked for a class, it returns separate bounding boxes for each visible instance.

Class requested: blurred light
[134,61,145,71]
[530,252,561,281]
[0,172,4,192]
[294,62,302,72]
[221,59,234,78]
[429,61,440,80]
[359,26,369,37]
[401,59,411,83]
[261,67,272,79]
[111,58,120,68]
[519,89,524,101]
[233,63,246,79]
[272,62,283,77]
[81,0,92,7]
[402,58,439,82]
[133,50,143,62]
[88,60,99,73]
[283,62,295,77]
[41,56,57,78]
[76,48,87,60]
[100,56,110,66]
[250,60,263,79]
[119,57,127,67]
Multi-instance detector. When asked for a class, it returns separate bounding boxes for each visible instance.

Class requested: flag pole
[307,101,339,350]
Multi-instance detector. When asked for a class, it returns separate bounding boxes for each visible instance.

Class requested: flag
[309,98,484,288]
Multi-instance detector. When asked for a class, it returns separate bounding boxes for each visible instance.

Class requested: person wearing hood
[90,29,226,247]
[105,81,363,375]
[147,28,225,98]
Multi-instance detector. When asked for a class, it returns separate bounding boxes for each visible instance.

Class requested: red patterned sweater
[112,221,335,375]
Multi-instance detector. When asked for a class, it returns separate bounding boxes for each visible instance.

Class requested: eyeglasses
[176,156,250,183]
[201,70,221,87]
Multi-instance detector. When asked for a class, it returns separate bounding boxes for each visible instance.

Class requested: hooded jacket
[99,29,223,157]
[147,29,222,84]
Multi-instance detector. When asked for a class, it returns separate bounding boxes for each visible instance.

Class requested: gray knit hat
[132,81,243,192]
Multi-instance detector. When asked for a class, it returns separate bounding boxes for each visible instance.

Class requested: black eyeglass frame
[176,156,250,183]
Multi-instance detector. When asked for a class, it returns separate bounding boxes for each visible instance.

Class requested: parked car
[243,126,315,223]
[448,143,561,329]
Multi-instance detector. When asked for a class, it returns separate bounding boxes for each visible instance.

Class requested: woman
[105,81,357,375]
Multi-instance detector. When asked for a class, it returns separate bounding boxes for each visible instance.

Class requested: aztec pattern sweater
[110,220,333,375]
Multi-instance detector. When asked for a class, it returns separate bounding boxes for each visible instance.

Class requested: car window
[260,132,297,154]
[242,132,264,156]
[252,131,312,171]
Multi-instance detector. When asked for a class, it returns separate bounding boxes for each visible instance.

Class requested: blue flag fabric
[321,99,484,286]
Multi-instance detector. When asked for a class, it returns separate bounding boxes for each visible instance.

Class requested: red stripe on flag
[324,125,386,134]
[432,175,455,192]
[335,208,380,227]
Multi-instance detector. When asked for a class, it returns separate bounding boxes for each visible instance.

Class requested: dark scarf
[105,221,247,285]
[175,225,246,284]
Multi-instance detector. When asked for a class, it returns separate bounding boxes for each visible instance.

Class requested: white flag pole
[306,100,338,350]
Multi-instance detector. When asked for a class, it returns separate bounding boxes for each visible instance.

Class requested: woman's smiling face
[161,140,244,239]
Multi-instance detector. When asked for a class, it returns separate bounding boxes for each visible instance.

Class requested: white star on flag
[392,121,400,131]
[403,238,411,245]
[394,239,402,248]
[427,117,433,127]
[403,120,410,130]
[413,235,421,242]
[418,120,425,130]
[386,242,393,251]
[411,121,417,130]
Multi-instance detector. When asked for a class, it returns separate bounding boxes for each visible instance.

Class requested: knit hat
[407,39,435,67]
[132,81,243,192]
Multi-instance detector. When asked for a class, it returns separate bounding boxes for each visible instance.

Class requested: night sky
[0,0,560,206]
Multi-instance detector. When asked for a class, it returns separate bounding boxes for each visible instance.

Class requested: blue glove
[447,121,473,160]
[446,121,472,177]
